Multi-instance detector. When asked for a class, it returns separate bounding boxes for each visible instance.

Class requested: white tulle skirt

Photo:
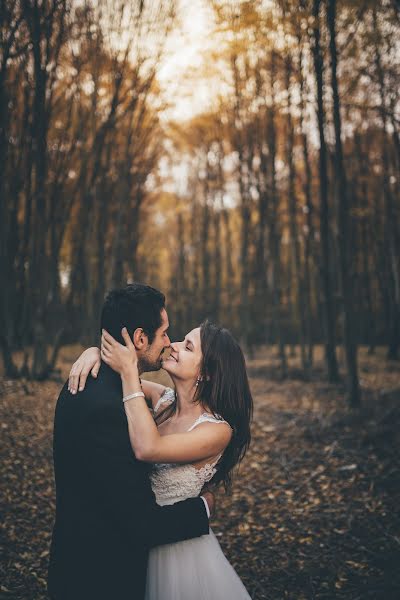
[145,528,251,600]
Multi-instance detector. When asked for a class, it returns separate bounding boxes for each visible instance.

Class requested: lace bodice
[153,387,176,414]
[150,388,230,506]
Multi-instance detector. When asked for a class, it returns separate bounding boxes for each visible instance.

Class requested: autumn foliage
[0,1,399,406]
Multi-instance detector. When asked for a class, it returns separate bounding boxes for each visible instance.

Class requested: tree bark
[268,51,287,375]
[285,54,309,376]
[327,0,360,405]
[298,29,315,369]
[372,7,400,359]
[312,0,339,382]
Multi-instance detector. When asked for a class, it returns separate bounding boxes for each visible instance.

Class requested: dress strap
[153,387,175,414]
[187,412,230,432]
[188,413,231,472]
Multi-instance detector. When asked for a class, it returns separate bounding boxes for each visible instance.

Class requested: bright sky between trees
[157,0,217,121]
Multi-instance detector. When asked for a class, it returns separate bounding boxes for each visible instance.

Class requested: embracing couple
[48,283,253,600]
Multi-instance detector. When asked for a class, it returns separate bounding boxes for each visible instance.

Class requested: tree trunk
[200,169,211,318]
[29,8,50,379]
[285,55,309,376]
[216,142,235,326]
[268,52,287,375]
[372,8,400,359]
[327,0,360,405]
[298,34,315,369]
[175,211,187,338]
[354,132,375,351]
[231,53,251,351]
[312,0,339,382]
[212,206,222,323]
[254,82,269,344]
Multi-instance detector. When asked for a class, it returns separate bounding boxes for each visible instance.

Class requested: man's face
[139,308,171,372]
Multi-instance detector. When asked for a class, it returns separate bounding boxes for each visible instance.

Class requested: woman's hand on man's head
[101,327,138,377]
[68,347,101,395]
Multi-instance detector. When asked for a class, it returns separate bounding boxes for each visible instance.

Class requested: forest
[1,1,399,598]
[0,0,398,404]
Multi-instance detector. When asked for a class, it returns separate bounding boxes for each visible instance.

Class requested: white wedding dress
[145,388,251,600]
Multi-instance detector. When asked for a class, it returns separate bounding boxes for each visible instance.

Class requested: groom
[48,283,211,600]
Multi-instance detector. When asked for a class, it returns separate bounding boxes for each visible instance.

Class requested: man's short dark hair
[100,283,166,344]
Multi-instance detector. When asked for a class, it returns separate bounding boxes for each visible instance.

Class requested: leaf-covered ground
[1,346,399,599]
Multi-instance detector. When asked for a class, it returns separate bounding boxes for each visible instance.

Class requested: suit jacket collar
[99,362,123,391]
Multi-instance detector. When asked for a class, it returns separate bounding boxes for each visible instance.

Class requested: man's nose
[164,334,171,347]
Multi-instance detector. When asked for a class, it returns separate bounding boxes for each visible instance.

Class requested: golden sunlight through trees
[1,0,399,406]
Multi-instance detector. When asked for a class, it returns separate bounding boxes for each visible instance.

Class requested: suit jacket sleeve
[80,406,210,549]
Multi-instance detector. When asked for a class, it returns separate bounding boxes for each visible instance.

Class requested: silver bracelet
[122,391,145,403]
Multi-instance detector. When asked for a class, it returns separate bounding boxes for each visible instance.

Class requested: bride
[70,320,253,600]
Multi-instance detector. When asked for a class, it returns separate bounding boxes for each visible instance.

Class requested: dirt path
[1,346,399,599]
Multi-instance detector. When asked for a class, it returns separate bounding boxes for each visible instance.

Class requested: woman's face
[162,327,202,383]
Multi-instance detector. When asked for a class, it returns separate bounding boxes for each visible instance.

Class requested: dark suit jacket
[48,364,209,600]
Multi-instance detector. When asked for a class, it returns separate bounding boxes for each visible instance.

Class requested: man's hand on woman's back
[201,490,216,518]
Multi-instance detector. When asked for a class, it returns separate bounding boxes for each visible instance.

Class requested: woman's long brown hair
[156,320,253,492]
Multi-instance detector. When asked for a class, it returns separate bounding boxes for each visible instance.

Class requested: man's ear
[132,327,149,349]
